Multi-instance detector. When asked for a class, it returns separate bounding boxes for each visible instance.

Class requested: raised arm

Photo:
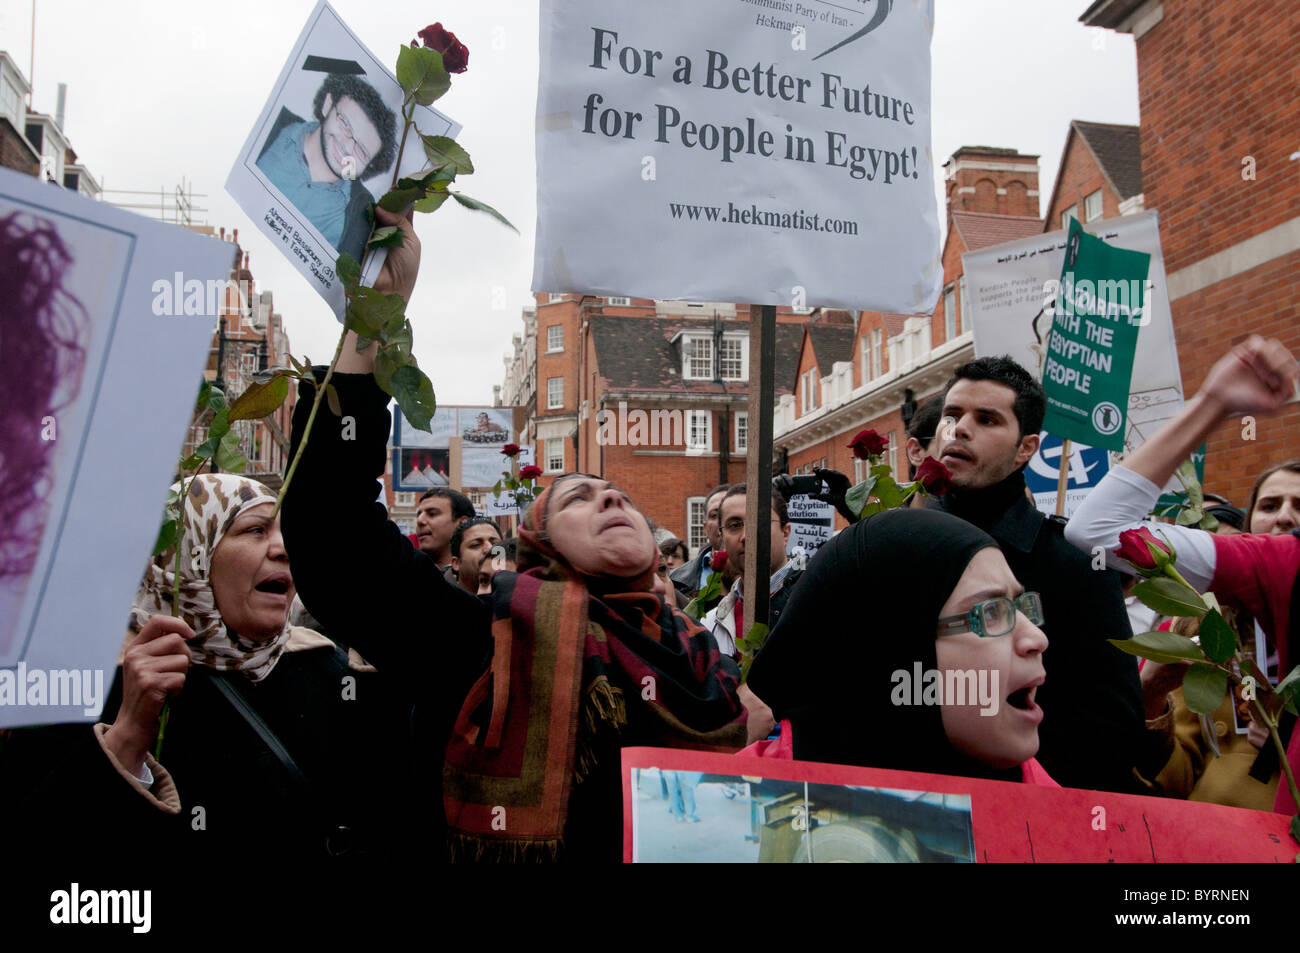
[279,209,490,680]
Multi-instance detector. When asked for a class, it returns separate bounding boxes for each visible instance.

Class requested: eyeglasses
[331,104,373,169]
[936,592,1044,638]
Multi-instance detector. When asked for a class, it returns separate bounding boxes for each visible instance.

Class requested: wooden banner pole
[742,305,776,640]
[1054,437,1072,517]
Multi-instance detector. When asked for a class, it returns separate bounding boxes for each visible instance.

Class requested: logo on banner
[1025,433,1108,493]
[1092,401,1122,436]
[813,0,895,61]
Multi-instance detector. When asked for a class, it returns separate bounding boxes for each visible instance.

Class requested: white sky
[1,0,1138,406]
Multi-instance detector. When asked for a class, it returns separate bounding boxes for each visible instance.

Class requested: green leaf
[420,133,474,176]
[1108,630,1204,665]
[413,191,449,214]
[378,318,413,364]
[1182,662,1229,715]
[336,252,362,290]
[373,351,397,395]
[207,406,231,442]
[871,473,904,510]
[1276,665,1300,715]
[367,225,404,250]
[1290,814,1300,848]
[288,354,308,376]
[738,623,770,683]
[844,476,877,518]
[346,287,406,337]
[178,453,204,471]
[1176,506,1203,526]
[1132,576,1209,618]
[683,597,702,620]
[324,383,343,419]
[396,44,450,106]
[492,479,502,497]
[153,519,178,556]
[1197,608,1237,665]
[215,428,246,473]
[388,364,437,432]
[377,169,446,212]
[449,191,518,232]
[228,376,289,422]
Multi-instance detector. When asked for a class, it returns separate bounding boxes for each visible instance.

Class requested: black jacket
[940,471,1145,793]
[669,545,712,599]
[279,371,493,852]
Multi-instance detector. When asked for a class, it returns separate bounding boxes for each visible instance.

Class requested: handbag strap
[207,673,313,799]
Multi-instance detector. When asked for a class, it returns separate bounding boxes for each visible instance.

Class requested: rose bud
[417,22,469,73]
[915,457,951,496]
[500,443,521,457]
[1113,526,1174,575]
[710,550,729,572]
[847,429,888,459]
[519,464,543,480]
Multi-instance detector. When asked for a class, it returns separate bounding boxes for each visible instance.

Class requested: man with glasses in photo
[257,68,398,262]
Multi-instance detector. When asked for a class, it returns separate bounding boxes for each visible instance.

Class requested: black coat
[2,643,410,865]
[279,371,493,852]
[669,545,712,599]
[940,472,1145,793]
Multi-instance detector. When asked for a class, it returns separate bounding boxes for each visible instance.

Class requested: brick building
[509,294,806,548]
[183,228,298,489]
[1083,0,1300,505]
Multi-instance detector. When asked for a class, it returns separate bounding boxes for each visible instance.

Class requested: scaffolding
[100,178,208,226]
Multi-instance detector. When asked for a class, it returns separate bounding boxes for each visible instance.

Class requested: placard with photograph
[226,0,461,319]
[623,747,1295,863]
[0,167,233,727]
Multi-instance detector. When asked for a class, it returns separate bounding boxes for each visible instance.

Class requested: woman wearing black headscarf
[747,507,1053,783]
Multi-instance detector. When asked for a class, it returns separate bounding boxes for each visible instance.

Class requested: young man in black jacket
[934,356,1144,793]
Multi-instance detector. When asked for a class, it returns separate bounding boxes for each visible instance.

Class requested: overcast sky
[2,0,1138,406]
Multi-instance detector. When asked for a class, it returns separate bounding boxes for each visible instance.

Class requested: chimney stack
[942,146,1040,222]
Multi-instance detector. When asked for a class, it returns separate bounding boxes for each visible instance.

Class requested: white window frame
[687,497,707,553]
[1061,207,1077,230]
[943,286,956,341]
[860,334,871,383]
[887,433,898,476]
[606,296,630,306]
[683,334,714,380]
[719,335,747,381]
[871,328,882,378]
[958,275,967,335]
[548,293,565,303]
[547,377,563,409]
[546,439,564,473]
[734,411,748,453]
[1085,189,1103,222]
[686,410,713,452]
[546,325,563,352]
[800,368,818,414]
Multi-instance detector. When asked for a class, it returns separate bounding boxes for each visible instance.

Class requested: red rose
[500,443,520,457]
[416,23,469,73]
[519,464,543,480]
[915,457,951,496]
[848,429,888,459]
[710,550,729,572]
[1113,527,1172,574]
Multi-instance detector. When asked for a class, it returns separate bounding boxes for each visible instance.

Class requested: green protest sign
[1041,219,1152,451]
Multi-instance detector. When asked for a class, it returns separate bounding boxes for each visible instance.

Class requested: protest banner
[962,210,1182,455]
[1024,434,1110,519]
[392,405,522,491]
[1042,219,1151,452]
[784,494,834,561]
[533,0,940,313]
[0,167,233,727]
[622,747,1294,863]
[226,1,461,320]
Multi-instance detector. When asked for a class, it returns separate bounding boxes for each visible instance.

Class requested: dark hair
[906,394,946,479]
[450,516,502,558]
[704,483,731,510]
[659,537,689,562]
[1247,460,1300,524]
[0,214,88,581]
[313,74,399,179]
[495,537,518,563]
[721,482,788,527]
[418,486,475,520]
[945,355,1045,438]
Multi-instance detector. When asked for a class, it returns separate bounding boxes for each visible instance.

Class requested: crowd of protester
[3,212,1299,865]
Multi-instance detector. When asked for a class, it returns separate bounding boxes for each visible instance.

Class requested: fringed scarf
[444,478,746,861]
